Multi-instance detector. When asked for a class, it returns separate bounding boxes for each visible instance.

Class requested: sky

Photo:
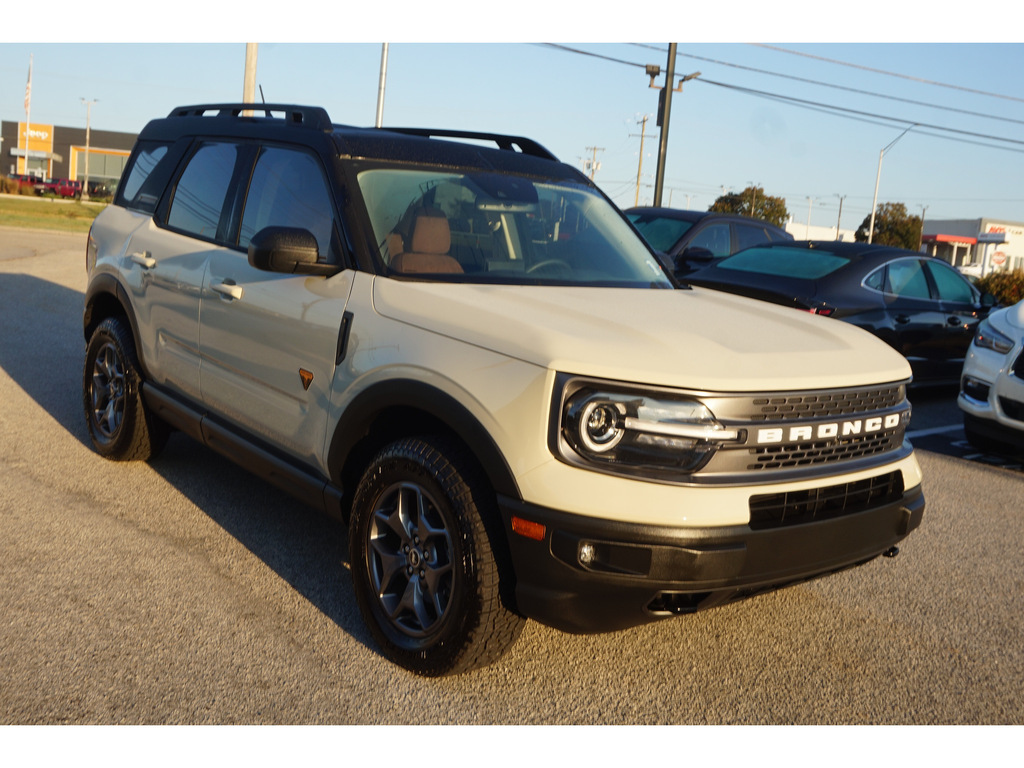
[3,2,1024,231]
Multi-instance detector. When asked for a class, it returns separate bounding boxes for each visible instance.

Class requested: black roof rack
[381,128,558,161]
[167,103,334,132]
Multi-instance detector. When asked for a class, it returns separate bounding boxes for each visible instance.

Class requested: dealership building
[922,218,1024,278]
[1,119,136,192]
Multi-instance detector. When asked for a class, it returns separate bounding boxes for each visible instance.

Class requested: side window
[118,140,171,213]
[689,223,732,257]
[166,142,239,241]
[864,267,885,292]
[886,259,932,300]
[926,260,975,304]
[238,146,335,260]
[734,223,770,251]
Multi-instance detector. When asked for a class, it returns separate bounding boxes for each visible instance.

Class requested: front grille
[999,396,1024,423]
[747,430,904,471]
[749,471,904,530]
[745,385,904,422]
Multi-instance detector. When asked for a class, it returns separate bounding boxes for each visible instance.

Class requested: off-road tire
[349,436,524,676]
[83,317,168,461]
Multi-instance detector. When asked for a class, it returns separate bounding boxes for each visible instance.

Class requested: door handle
[129,251,156,269]
[894,314,911,325]
[947,316,962,326]
[211,280,244,301]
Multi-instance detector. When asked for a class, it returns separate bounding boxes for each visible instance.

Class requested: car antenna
[259,85,266,103]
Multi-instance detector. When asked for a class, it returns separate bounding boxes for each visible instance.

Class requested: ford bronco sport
[84,104,925,676]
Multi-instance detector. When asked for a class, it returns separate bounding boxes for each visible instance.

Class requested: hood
[991,299,1024,334]
[372,280,912,392]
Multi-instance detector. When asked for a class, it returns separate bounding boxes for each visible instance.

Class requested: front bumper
[499,482,924,634]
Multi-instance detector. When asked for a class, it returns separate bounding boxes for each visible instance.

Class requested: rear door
[879,258,952,380]
[198,143,353,469]
[924,258,982,377]
[121,140,242,399]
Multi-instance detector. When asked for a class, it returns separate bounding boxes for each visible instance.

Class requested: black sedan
[625,207,792,275]
[683,240,996,385]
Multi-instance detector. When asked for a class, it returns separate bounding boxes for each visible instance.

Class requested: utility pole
[653,44,675,207]
[375,43,389,128]
[644,46,700,207]
[834,194,846,240]
[630,115,654,206]
[584,145,604,180]
[80,98,97,201]
[918,205,928,251]
[747,181,759,217]
[242,43,258,116]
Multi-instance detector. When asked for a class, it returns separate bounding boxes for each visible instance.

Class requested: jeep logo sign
[756,413,904,445]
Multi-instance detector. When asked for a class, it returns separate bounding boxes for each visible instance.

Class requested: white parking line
[906,424,963,439]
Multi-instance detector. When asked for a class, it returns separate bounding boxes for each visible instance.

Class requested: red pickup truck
[34,178,83,199]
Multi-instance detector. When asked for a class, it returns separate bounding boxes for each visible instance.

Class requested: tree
[709,186,788,229]
[855,202,922,250]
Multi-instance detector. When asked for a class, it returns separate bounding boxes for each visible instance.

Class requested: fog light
[579,542,596,565]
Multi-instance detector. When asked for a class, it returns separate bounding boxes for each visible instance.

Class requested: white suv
[84,104,925,675]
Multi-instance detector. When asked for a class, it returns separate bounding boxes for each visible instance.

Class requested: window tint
[239,146,335,258]
[886,259,931,300]
[689,223,732,257]
[718,246,849,279]
[167,143,238,240]
[735,223,771,251]
[119,141,170,212]
[626,214,694,252]
[926,260,975,304]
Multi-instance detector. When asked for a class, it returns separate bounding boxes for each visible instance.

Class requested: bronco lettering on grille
[756,413,903,445]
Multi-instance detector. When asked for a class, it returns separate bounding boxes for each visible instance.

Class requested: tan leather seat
[391,209,463,274]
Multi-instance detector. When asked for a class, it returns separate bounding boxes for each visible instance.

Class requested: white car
[84,103,925,676]
[959,299,1024,454]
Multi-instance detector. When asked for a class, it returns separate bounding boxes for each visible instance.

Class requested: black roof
[625,206,789,232]
[139,103,584,182]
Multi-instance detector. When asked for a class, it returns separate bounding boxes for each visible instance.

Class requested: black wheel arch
[328,379,522,512]
[83,274,149,378]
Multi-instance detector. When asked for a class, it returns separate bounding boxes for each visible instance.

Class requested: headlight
[974,319,1014,355]
[556,378,742,479]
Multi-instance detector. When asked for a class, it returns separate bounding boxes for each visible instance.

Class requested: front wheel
[83,317,167,461]
[349,436,523,676]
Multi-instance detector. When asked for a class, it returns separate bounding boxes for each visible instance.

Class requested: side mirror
[675,246,715,270]
[981,292,997,309]
[248,226,335,275]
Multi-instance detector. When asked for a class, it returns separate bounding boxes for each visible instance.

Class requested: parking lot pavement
[2,229,1023,727]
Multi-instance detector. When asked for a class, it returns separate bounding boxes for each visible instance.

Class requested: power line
[750,43,1024,105]
[699,77,1024,151]
[629,43,1024,129]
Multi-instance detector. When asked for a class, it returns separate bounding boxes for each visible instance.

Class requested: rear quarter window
[117,141,172,213]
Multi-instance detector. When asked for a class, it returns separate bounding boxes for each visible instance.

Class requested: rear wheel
[83,317,167,461]
[349,436,523,676]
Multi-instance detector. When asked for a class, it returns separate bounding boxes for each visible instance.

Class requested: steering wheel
[527,259,572,275]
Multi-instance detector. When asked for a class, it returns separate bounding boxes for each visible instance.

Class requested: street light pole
[868,124,915,244]
[80,98,97,201]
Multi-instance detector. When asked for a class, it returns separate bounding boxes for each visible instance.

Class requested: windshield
[356,168,672,287]
[626,213,695,252]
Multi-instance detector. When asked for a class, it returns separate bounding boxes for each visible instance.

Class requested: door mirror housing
[248,227,337,275]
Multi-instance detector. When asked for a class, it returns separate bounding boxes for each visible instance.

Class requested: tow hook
[883,546,900,558]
